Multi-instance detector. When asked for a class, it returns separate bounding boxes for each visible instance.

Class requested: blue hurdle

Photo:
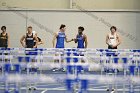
[0,48,140,93]
[4,63,21,93]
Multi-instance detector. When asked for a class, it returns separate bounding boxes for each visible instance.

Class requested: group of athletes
[0,24,121,72]
[0,24,121,49]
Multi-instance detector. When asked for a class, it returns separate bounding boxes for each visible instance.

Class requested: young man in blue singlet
[74,26,88,72]
[74,26,88,49]
[52,24,73,71]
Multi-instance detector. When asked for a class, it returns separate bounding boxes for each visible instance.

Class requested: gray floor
[0,70,140,93]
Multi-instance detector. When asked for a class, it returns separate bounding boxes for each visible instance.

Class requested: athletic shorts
[107,46,117,56]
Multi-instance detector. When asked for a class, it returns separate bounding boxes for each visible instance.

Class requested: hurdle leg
[25,80,29,93]
[123,61,128,93]
[52,53,61,71]
[5,80,9,93]
[2,53,5,76]
[26,63,30,93]
[138,66,140,92]
[114,69,118,93]
[39,54,43,74]
[105,62,110,91]
[27,60,38,92]
[129,80,134,93]
[15,81,20,93]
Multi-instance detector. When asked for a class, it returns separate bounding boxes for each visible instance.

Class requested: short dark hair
[28,26,32,29]
[1,26,6,30]
[60,24,66,29]
[110,26,117,31]
[78,26,84,31]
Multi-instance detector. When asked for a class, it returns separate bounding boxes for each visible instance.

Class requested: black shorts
[108,45,117,49]
[107,46,118,56]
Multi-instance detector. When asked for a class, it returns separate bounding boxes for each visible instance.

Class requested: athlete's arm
[52,33,57,48]
[84,34,88,48]
[65,35,73,43]
[114,33,121,47]
[20,35,26,48]
[33,35,39,48]
[74,35,78,43]
[7,33,10,48]
[106,34,110,46]
[37,37,43,45]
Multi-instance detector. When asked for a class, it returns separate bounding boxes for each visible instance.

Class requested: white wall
[136,14,140,49]
[0,0,140,9]
[0,11,26,48]
[0,10,139,49]
[73,0,140,9]
[0,0,70,9]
